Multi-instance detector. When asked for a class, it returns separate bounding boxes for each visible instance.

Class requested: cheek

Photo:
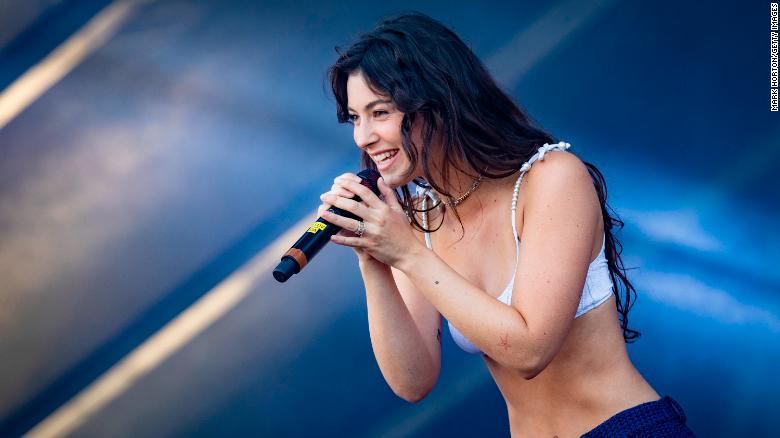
[383,118,405,146]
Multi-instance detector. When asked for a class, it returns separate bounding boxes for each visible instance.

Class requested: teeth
[374,149,398,162]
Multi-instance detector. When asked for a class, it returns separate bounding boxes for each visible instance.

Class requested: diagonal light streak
[0,0,152,131]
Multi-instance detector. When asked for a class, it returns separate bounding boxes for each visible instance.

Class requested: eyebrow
[347,99,392,113]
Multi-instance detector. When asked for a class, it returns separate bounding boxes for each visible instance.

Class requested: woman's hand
[318,173,422,269]
[317,173,376,264]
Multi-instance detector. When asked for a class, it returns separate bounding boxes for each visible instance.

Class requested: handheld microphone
[273,169,381,282]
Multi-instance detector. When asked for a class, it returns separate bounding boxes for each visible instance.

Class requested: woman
[317,12,694,437]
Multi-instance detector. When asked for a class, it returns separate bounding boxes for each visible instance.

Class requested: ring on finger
[355,220,366,237]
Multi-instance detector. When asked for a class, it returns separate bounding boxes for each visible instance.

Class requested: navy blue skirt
[581,396,694,437]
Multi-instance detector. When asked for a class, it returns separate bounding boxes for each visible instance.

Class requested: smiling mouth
[372,149,399,163]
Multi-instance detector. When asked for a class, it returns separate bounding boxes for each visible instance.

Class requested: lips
[372,149,399,163]
[372,148,400,171]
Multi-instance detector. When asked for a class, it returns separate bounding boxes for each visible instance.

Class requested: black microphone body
[273,169,381,282]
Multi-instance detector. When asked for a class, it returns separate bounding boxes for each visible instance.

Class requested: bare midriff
[483,300,660,437]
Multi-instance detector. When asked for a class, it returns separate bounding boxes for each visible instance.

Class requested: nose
[354,118,378,150]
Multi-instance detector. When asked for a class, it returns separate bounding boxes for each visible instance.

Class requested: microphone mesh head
[357,169,381,196]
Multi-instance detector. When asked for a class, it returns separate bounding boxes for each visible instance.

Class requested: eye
[347,114,358,124]
[373,110,388,117]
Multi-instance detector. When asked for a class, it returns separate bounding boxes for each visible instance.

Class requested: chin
[372,156,415,188]
[377,171,396,187]
[373,170,394,187]
[384,173,415,190]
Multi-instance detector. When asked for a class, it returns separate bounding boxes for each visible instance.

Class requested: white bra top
[416,142,614,355]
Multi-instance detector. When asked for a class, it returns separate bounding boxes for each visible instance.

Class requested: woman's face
[346,71,421,188]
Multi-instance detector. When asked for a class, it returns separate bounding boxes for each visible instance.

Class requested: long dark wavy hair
[328,12,639,342]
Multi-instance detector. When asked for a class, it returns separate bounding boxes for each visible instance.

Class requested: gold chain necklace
[445,174,484,207]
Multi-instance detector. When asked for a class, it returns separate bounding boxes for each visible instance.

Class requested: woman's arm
[323,155,599,378]
[397,152,600,378]
[360,253,441,403]
[321,175,441,402]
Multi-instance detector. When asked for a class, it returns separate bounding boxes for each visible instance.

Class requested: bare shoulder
[518,150,600,238]
[523,150,591,185]
[521,150,596,203]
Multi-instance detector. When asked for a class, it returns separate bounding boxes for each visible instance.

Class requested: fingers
[333,173,362,192]
[320,209,360,233]
[317,203,330,217]
[337,172,361,182]
[319,192,370,218]
[330,233,365,248]
[329,182,353,198]
[317,205,356,238]
[377,177,402,209]
[335,178,382,209]
[320,173,395,219]
[317,173,361,216]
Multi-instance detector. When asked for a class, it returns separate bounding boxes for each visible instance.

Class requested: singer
[317,12,693,437]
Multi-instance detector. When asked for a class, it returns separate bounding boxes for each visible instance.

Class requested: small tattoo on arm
[434,280,439,284]
[498,333,511,351]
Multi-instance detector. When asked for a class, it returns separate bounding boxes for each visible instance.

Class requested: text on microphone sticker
[308,221,327,233]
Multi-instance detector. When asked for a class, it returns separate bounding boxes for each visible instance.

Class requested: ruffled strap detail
[417,141,571,249]
[513,141,571,207]
[512,141,571,241]
[517,141,571,174]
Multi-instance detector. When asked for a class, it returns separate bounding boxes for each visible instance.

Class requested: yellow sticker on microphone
[307,221,327,234]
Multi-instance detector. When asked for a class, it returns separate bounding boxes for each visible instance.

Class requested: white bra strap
[420,140,571,249]
[511,142,571,241]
